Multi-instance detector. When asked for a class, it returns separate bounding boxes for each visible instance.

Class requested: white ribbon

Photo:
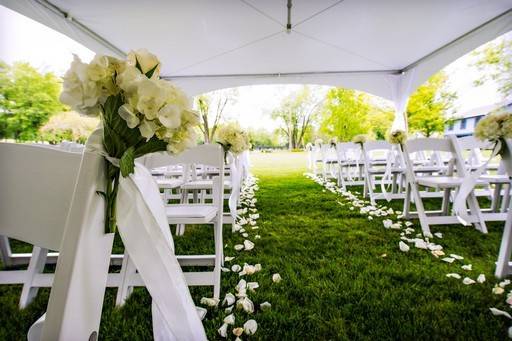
[453,140,502,225]
[87,128,206,340]
[379,147,396,202]
[228,153,242,220]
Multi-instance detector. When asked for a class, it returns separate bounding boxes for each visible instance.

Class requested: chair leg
[213,221,222,300]
[403,183,411,218]
[491,183,502,213]
[501,184,511,213]
[366,174,376,205]
[411,184,433,237]
[441,188,451,215]
[116,251,136,306]
[467,192,488,234]
[19,246,48,308]
[496,210,512,278]
[0,235,13,267]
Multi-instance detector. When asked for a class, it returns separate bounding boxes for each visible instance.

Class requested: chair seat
[166,204,218,224]
[156,178,184,189]
[480,174,511,184]
[368,167,404,174]
[181,180,232,190]
[416,176,463,188]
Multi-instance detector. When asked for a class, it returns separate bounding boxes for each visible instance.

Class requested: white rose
[118,104,140,128]
[138,119,158,140]
[158,103,182,128]
[127,49,160,77]
[136,78,166,120]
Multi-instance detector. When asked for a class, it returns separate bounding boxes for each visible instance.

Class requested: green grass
[1,151,510,340]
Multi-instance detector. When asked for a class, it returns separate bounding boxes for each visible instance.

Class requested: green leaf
[135,57,143,74]
[134,136,167,157]
[145,63,159,79]
[96,191,106,199]
[119,146,135,177]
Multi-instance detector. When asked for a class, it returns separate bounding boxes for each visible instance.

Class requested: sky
[0,5,507,131]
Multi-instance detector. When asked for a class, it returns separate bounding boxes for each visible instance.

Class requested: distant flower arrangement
[305,142,313,151]
[387,130,407,145]
[330,137,338,148]
[352,134,367,144]
[216,122,250,156]
[314,138,323,147]
[474,111,512,145]
[60,49,199,233]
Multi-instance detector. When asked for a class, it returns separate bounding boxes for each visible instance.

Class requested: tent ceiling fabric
[1,0,511,100]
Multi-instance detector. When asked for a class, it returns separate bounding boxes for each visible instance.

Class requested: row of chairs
[0,141,248,339]
[309,135,511,237]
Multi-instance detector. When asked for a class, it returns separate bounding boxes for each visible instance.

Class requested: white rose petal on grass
[244,319,258,335]
[442,257,455,263]
[383,219,393,229]
[434,232,443,238]
[223,293,236,307]
[218,323,228,338]
[244,240,255,251]
[405,221,413,227]
[272,273,282,283]
[461,264,473,271]
[492,285,505,295]
[500,280,511,288]
[200,297,219,307]
[233,327,244,337]
[446,273,461,279]
[431,250,445,258]
[221,267,230,272]
[234,244,244,251]
[247,282,259,292]
[242,233,249,238]
[236,297,255,313]
[399,241,410,252]
[450,254,464,260]
[231,264,242,273]
[260,302,272,311]
[477,274,486,283]
[414,239,428,250]
[224,313,235,325]
[197,307,207,320]
[225,306,234,313]
[225,256,235,263]
[463,277,476,285]
[490,307,512,319]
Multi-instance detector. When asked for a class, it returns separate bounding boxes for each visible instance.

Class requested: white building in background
[444,99,512,137]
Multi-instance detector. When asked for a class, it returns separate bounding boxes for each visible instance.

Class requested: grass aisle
[0,151,510,340]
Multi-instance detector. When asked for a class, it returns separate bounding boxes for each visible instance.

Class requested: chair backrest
[0,143,82,251]
[450,135,496,167]
[335,142,361,162]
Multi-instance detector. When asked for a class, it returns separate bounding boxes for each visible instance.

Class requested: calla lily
[244,319,258,335]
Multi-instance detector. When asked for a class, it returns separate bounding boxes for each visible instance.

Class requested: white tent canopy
[1,0,512,127]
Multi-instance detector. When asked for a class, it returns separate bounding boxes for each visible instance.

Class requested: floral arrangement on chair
[305,142,313,151]
[352,134,367,145]
[60,49,199,233]
[387,129,407,145]
[216,122,250,156]
[474,111,512,152]
[314,138,323,147]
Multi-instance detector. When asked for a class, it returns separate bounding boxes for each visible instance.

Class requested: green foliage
[248,128,280,148]
[407,72,456,137]
[472,36,512,97]
[272,85,323,149]
[39,111,99,144]
[319,88,371,141]
[195,88,238,143]
[0,61,64,141]
[368,108,394,140]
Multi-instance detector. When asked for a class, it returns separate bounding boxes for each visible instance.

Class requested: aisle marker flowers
[60,49,199,233]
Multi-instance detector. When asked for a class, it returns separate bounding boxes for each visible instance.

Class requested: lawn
[1,150,511,340]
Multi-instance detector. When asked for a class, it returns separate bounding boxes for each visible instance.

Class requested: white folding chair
[335,142,364,189]
[402,138,487,237]
[118,144,225,302]
[361,140,405,204]
[495,139,512,278]
[0,142,114,340]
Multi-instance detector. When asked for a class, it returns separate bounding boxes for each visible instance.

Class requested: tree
[406,71,456,137]
[368,108,394,140]
[472,36,512,98]
[0,61,64,141]
[271,86,323,150]
[319,88,371,141]
[248,128,280,148]
[194,88,238,143]
[40,111,99,144]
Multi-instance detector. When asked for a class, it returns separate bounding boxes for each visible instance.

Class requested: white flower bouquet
[352,134,367,144]
[60,49,199,233]
[216,122,250,156]
[387,130,407,145]
[474,111,512,147]
[330,137,338,148]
